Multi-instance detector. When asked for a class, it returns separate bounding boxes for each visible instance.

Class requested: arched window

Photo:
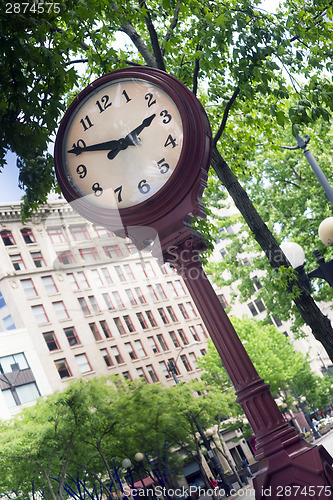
[20,228,35,244]
[0,230,15,246]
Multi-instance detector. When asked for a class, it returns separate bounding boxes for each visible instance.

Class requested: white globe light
[318,217,333,246]
[122,458,132,469]
[280,242,305,268]
[134,452,144,462]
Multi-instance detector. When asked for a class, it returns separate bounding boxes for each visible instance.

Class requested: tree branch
[120,22,158,68]
[161,0,181,56]
[138,0,165,71]
[213,87,240,145]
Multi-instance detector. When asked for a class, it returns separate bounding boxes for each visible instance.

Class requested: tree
[198,316,333,419]
[2,0,333,358]
[0,375,233,499]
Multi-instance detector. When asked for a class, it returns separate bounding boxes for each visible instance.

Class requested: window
[2,382,40,408]
[136,367,148,382]
[0,292,5,308]
[189,326,200,342]
[134,340,146,357]
[136,312,148,329]
[272,315,282,327]
[147,365,158,383]
[88,295,100,313]
[77,271,90,288]
[43,331,60,351]
[101,267,113,285]
[168,358,180,375]
[75,353,92,373]
[218,294,228,310]
[79,247,99,263]
[0,353,29,374]
[188,352,198,369]
[148,336,160,354]
[168,280,185,297]
[91,269,104,287]
[111,346,124,364]
[159,361,170,378]
[3,315,15,330]
[125,342,137,360]
[125,289,137,306]
[114,317,126,335]
[200,348,207,356]
[89,323,102,341]
[47,227,66,244]
[31,252,46,268]
[70,225,90,241]
[53,301,69,320]
[112,291,124,308]
[101,348,113,367]
[94,225,112,239]
[64,327,80,346]
[123,264,135,280]
[248,299,266,316]
[252,276,262,291]
[196,324,208,338]
[21,278,38,298]
[67,273,79,291]
[146,310,157,327]
[126,243,137,254]
[103,293,115,310]
[166,306,178,322]
[134,287,146,304]
[41,276,58,295]
[78,297,90,315]
[136,261,155,278]
[57,250,75,265]
[21,228,35,244]
[1,230,15,246]
[122,371,132,380]
[180,354,192,372]
[158,308,169,324]
[178,304,189,320]
[10,254,25,271]
[114,266,126,282]
[169,331,180,348]
[55,358,72,379]
[156,334,168,351]
[156,283,167,299]
[147,285,159,302]
[104,245,123,258]
[185,302,197,318]
[100,320,112,338]
[123,315,135,333]
[32,305,49,324]
[177,329,189,345]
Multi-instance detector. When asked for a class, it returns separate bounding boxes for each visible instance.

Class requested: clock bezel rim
[54,67,211,229]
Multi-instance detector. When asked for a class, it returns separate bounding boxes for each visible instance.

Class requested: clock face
[61,77,183,210]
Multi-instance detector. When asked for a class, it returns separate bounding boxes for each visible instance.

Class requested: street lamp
[167,341,198,384]
[291,387,321,440]
[280,217,333,293]
[122,457,147,491]
[167,350,232,496]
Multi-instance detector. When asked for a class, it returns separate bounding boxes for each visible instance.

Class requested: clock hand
[107,114,156,160]
[67,139,120,156]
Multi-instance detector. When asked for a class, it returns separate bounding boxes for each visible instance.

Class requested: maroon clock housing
[54,67,212,248]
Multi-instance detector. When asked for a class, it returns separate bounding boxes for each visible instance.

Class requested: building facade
[0,199,209,416]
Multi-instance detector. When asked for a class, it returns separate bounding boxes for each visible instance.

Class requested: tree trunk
[211,146,333,362]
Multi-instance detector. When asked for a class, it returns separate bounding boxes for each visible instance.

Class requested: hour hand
[67,139,120,156]
[107,114,156,160]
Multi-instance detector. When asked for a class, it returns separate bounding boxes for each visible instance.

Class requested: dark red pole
[162,232,333,499]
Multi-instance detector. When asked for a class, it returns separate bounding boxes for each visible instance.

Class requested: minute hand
[67,139,120,156]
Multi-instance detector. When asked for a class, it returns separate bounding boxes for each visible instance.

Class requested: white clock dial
[62,78,183,209]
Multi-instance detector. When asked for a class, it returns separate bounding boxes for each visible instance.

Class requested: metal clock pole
[159,229,333,499]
